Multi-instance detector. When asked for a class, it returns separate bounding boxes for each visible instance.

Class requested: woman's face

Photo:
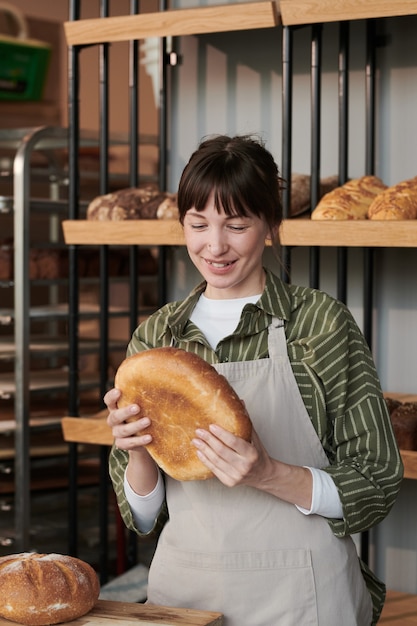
[183,193,269,299]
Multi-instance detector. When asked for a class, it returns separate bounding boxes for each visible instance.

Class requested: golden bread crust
[115,347,252,481]
[367,176,417,220]
[0,553,99,625]
[311,175,387,220]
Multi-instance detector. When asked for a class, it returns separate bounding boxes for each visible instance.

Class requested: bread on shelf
[367,176,417,220]
[289,173,338,217]
[86,186,179,220]
[389,401,417,451]
[311,175,387,220]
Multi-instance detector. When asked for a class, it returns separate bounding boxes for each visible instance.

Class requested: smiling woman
[105,134,403,626]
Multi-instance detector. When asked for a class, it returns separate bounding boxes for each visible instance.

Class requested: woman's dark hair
[177,134,283,243]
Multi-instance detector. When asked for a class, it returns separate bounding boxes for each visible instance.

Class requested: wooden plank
[63,219,417,248]
[0,599,223,626]
[402,451,417,481]
[385,392,417,404]
[62,220,185,246]
[380,590,417,624]
[280,219,417,247]
[64,1,279,46]
[62,412,113,446]
[280,0,417,25]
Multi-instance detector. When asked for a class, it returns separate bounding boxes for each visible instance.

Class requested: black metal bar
[157,0,169,307]
[281,26,293,283]
[337,21,350,304]
[126,0,140,572]
[97,0,110,586]
[363,19,377,349]
[309,24,322,289]
[129,0,139,338]
[360,18,377,568]
[67,0,81,559]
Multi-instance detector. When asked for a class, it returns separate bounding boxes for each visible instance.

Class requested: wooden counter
[0,600,222,626]
[380,590,417,624]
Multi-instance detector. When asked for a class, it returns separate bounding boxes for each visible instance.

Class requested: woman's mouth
[205,259,235,269]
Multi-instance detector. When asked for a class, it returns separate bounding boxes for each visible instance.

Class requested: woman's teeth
[208,261,231,268]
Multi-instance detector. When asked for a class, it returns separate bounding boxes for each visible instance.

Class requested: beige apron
[147,318,373,625]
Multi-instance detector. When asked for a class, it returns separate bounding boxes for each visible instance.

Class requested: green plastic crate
[0,34,51,101]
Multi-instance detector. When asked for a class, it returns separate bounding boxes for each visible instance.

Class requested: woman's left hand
[192,424,273,488]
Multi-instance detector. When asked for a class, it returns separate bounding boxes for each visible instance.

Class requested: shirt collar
[165,268,291,342]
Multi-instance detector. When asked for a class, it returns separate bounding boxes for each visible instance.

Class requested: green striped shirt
[109,268,403,624]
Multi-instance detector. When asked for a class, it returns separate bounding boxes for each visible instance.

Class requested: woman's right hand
[104,387,153,453]
[105,387,160,495]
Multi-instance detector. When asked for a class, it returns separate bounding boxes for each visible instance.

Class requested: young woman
[105,134,403,625]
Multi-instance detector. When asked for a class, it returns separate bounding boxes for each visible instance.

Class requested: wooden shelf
[280,0,417,25]
[0,370,99,400]
[64,0,417,47]
[60,411,417,481]
[64,1,280,46]
[402,451,417,481]
[62,218,417,248]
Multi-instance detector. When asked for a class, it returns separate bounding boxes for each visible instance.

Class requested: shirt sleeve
[124,469,165,533]
[287,292,404,537]
[296,467,343,518]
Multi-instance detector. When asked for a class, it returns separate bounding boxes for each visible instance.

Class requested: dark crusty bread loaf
[115,347,252,481]
[290,173,338,217]
[86,186,179,220]
[0,552,100,625]
[390,402,417,451]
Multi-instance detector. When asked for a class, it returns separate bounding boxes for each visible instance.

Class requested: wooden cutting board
[0,600,223,626]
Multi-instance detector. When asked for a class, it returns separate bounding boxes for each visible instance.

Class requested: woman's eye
[190,223,207,230]
[228,224,247,232]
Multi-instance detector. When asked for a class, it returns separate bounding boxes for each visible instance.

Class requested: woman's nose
[207,236,227,255]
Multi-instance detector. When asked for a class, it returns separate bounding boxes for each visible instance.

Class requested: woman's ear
[266,225,280,245]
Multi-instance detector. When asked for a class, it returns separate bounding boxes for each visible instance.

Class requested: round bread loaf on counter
[115,347,252,481]
[0,552,100,625]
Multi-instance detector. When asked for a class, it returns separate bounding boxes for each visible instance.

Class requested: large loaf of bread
[0,552,100,625]
[311,175,387,220]
[115,347,252,481]
[367,176,417,219]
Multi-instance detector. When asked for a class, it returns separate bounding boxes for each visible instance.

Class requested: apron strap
[267,317,287,359]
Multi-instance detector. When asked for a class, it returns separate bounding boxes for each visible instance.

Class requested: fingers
[192,424,258,486]
[104,388,153,450]
[103,387,120,410]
